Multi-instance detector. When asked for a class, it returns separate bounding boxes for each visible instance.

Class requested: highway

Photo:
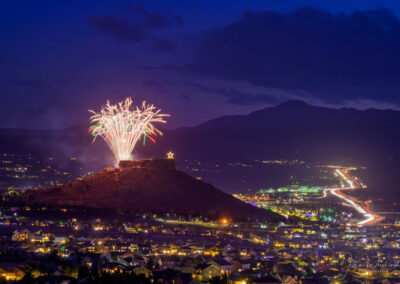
[323,169,382,226]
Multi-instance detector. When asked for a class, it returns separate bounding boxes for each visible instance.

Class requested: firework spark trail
[89,98,169,163]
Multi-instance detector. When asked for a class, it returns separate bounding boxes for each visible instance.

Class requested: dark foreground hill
[23,160,283,222]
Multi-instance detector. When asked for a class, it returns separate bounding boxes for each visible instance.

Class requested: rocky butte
[24,158,283,222]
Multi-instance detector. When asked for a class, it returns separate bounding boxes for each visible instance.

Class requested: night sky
[2,0,400,129]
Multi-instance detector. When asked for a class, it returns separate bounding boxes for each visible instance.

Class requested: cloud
[86,15,146,42]
[131,7,184,29]
[150,37,176,52]
[184,81,277,105]
[86,9,179,52]
[141,79,169,92]
[174,15,184,27]
[131,7,172,29]
[341,99,400,111]
[192,7,400,102]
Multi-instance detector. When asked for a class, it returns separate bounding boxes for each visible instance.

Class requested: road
[322,169,382,226]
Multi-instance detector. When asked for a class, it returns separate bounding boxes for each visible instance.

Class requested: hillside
[23,160,283,222]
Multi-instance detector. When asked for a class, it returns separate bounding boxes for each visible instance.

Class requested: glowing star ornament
[89,97,169,163]
[166,151,175,159]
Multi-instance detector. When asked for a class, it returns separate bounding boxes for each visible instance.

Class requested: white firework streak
[89,98,169,163]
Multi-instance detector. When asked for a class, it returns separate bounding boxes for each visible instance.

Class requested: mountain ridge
[1,100,400,133]
[1,99,400,167]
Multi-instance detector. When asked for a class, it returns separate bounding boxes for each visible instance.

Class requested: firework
[89,98,169,163]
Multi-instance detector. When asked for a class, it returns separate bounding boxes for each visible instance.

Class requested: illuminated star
[167,151,175,159]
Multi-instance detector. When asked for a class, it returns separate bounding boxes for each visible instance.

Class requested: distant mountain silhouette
[139,100,400,166]
[3,100,399,165]
[23,160,283,221]
[2,100,400,196]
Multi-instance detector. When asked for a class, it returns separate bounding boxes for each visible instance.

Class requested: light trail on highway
[322,169,382,226]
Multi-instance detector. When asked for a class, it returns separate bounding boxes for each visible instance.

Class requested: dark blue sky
[2,0,400,129]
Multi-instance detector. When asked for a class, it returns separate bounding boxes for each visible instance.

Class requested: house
[0,262,25,281]
[133,266,152,278]
[281,275,298,284]
[240,259,254,270]
[12,229,31,241]
[208,259,232,275]
[102,262,127,274]
[199,264,222,281]
[273,263,301,284]
[159,255,181,269]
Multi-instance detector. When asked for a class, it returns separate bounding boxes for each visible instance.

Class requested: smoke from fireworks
[89,98,169,163]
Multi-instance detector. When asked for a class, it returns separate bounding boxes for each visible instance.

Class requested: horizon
[2,99,400,131]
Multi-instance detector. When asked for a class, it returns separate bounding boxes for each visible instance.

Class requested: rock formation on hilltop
[24,159,283,222]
